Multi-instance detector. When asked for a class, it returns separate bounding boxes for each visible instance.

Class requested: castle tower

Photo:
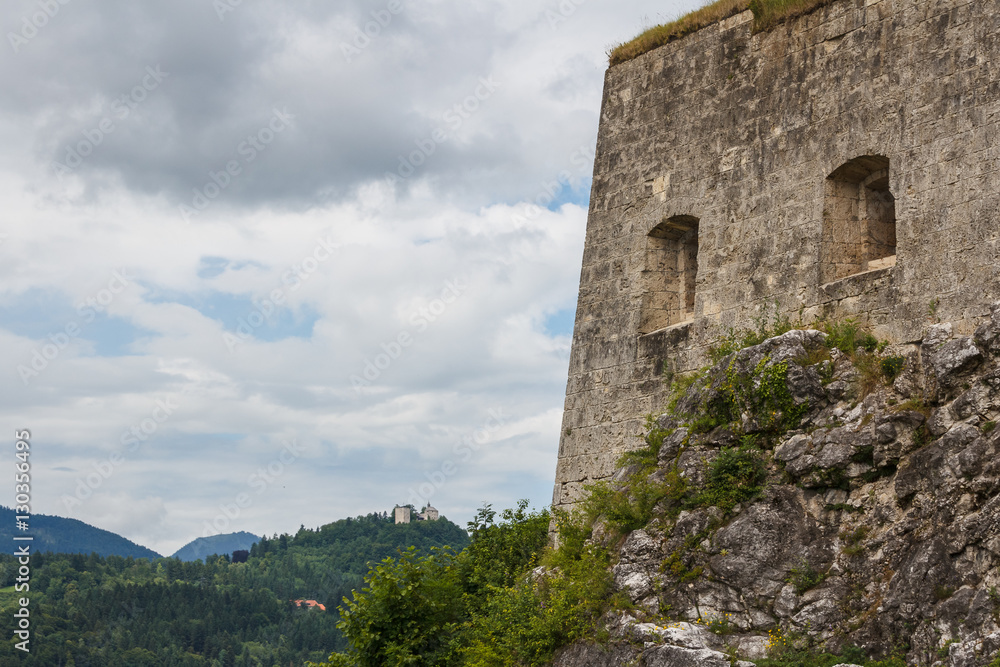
[393,505,411,524]
[553,0,1000,513]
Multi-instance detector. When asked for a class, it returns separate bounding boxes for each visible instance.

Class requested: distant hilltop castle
[393,504,439,524]
[552,0,1000,514]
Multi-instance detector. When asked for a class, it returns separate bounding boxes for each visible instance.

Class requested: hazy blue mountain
[0,506,160,559]
[171,531,260,562]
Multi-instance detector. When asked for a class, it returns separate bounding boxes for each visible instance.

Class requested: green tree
[331,547,465,667]
[458,500,550,600]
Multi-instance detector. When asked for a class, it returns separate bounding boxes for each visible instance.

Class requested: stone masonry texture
[552,0,1000,512]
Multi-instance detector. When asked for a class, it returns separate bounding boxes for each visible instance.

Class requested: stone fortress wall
[553,0,1000,511]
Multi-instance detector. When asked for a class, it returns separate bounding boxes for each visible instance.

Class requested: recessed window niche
[639,215,699,334]
[822,155,897,283]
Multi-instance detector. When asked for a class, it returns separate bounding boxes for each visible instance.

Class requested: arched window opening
[822,155,896,283]
[639,215,699,334]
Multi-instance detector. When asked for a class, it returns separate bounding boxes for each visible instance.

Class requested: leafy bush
[880,356,906,382]
[582,473,685,536]
[662,549,704,583]
[460,501,550,601]
[460,545,610,667]
[938,639,959,659]
[458,504,612,667]
[707,357,808,438]
[786,559,826,595]
[821,318,868,355]
[706,614,736,635]
[330,547,465,667]
[644,424,673,455]
[551,507,591,562]
[697,446,766,511]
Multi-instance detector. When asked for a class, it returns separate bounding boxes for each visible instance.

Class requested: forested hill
[269,510,470,575]
[171,530,260,562]
[0,505,160,559]
[0,511,469,665]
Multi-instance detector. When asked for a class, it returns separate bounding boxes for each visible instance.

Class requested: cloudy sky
[1,0,705,556]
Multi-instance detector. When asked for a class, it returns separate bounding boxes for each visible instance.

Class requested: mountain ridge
[171,530,260,561]
[0,506,160,559]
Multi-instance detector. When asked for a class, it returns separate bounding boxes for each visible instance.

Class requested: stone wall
[553,0,1000,511]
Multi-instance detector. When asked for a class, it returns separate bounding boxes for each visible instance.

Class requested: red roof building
[292,599,326,611]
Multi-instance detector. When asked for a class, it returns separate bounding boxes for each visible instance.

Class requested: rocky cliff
[553,305,1000,666]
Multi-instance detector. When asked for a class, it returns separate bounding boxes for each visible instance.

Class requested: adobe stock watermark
[340,0,405,63]
[545,0,588,30]
[17,269,133,385]
[202,439,305,537]
[8,0,73,54]
[349,277,467,393]
[179,107,295,223]
[223,232,338,351]
[101,601,144,638]
[407,409,507,508]
[52,66,169,178]
[509,144,595,224]
[384,75,500,186]
[213,0,243,21]
[52,65,170,178]
[60,397,181,511]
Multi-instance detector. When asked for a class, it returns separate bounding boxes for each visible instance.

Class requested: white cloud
[0,0,707,555]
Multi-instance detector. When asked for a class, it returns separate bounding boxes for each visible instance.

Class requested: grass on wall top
[608,0,833,67]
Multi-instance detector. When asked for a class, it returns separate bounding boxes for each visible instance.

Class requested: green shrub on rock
[697,445,767,511]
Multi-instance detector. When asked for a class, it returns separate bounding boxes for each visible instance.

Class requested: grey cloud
[7,0,521,208]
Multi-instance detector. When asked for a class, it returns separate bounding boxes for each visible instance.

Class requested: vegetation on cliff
[544,305,1000,666]
[608,0,835,67]
[312,501,612,667]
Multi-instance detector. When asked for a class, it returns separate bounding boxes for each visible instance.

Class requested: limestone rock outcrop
[553,305,1000,666]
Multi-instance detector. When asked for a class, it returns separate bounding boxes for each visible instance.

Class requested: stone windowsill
[639,318,694,339]
[820,256,896,300]
[637,319,694,359]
